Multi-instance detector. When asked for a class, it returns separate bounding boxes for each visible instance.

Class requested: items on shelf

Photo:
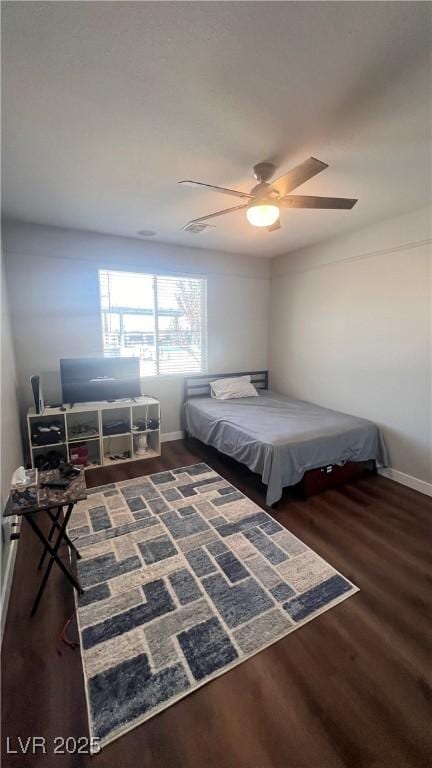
[68,422,99,440]
[132,417,160,432]
[133,433,149,456]
[104,450,131,462]
[28,397,161,470]
[69,444,89,467]
[103,419,130,436]
[34,449,65,471]
[31,420,64,446]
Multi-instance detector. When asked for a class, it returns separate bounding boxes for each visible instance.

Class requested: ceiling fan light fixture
[246,202,279,227]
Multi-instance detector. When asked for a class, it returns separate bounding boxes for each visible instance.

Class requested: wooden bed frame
[182,370,374,500]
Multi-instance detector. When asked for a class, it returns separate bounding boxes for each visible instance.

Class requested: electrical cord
[56,608,79,655]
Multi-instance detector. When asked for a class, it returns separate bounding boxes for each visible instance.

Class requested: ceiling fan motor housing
[253,162,276,183]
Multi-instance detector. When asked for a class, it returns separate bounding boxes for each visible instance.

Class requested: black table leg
[25,503,84,617]
[44,507,81,559]
[37,506,62,571]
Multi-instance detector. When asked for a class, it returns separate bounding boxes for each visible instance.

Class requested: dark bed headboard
[183,370,269,401]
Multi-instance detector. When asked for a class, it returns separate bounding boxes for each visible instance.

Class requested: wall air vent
[182,222,215,234]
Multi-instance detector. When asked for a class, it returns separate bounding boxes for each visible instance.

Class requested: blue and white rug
[69,463,358,750]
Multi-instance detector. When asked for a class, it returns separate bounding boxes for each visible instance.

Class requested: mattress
[183,390,388,505]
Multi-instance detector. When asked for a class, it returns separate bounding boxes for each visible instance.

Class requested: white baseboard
[1,538,18,643]
[378,467,432,497]
[161,431,184,443]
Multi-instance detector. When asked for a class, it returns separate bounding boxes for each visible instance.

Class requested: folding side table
[5,470,87,616]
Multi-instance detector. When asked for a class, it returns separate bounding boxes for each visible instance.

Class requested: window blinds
[99,269,207,376]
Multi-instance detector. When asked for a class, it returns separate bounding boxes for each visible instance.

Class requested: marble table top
[5,468,87,517]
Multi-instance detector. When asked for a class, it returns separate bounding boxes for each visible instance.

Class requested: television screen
[60,357,141,404]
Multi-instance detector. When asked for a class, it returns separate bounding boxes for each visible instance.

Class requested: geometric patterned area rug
[69,463,358,751]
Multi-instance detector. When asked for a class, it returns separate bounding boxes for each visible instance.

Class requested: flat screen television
[60,357,141,404]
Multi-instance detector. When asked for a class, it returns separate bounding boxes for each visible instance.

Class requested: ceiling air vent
[183,222,214,234]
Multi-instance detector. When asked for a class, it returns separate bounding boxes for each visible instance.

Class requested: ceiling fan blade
[269,157,328,196]
[186,203,249,225]
[279,195,358,210]
[178,180,253,200]
[267,218,281,232]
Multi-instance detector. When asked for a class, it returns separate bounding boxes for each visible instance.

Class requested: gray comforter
[183,390,388,505]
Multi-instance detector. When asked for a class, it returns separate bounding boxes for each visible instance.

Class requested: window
[99,269,207,376]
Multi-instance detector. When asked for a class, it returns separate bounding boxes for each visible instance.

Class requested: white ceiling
[2,1,431,257]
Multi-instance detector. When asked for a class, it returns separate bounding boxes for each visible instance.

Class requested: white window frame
[98,268,208,378]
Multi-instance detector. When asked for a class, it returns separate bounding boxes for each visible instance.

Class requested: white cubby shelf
[27,396,161,471]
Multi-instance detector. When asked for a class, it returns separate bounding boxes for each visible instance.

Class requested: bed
[182,371,388,506]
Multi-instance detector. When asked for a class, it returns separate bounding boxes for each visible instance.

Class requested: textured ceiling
[2,1,431,257]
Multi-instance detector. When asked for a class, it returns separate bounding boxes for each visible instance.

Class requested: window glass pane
[99,269,206,376]
[156,276,205,375]
[103,312,120,333]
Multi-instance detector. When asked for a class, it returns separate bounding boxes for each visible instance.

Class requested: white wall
[2,222,270,439]
[1,253,23,502]
[3,211,431,490]
[1,247,23,613]
[270,207,431,485]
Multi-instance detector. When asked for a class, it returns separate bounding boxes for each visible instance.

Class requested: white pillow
[210,375,258,400]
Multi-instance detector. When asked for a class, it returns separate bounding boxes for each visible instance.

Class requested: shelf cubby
[103,434,133,465]
[29,413,66,448]
[69,438,101,468]
[132,428,160,460]
[32,443,68,470]
[101,406,131,438]
[66,409,99,443]
[131,401,160,433]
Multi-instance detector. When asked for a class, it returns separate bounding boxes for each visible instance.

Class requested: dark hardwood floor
[2,439,431,768]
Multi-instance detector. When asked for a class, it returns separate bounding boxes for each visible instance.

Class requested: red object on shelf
[69,445,89,467]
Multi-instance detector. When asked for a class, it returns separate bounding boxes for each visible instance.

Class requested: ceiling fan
[179,157,357,232]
